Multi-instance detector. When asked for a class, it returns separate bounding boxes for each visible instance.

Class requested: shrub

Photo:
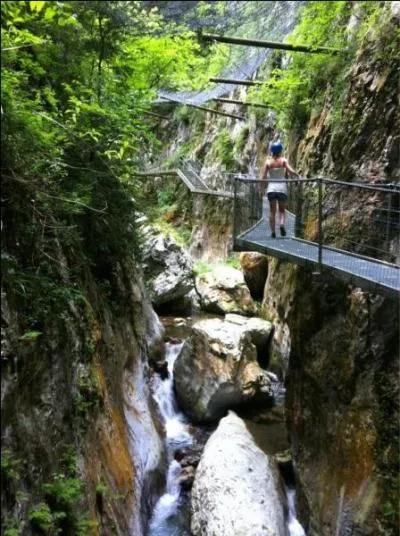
[212,129,236,171]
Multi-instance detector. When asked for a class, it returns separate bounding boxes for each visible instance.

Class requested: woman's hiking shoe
[271,232,276,238]
[280,226,286,237]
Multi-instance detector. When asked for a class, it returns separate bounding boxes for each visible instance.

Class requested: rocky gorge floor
[141,226,306,534]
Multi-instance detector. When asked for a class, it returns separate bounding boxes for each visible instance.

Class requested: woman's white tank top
[267,163,287,195]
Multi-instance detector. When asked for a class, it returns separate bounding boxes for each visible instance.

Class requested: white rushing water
[151,341,193,447]
[148,341,193,535]
[148,338,306,536]
[286,487,307,536]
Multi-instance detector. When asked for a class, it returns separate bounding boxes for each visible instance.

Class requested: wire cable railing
[233,176,400,270]
[155,1,303,107]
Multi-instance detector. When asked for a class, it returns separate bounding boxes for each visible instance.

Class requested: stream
[148,339,196,536]
[148,320,306,536]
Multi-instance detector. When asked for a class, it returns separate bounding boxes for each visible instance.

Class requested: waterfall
[286,487,307,536]
[148,334,306,536]
[148,341,193,535]
[151,341,192,446]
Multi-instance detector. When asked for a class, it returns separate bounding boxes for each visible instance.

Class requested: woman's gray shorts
[267,192,288,202]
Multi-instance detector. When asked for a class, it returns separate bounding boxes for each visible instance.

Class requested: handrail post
[233,177,238,247]
[385,192,392,262]
[317,177,323,273]
[295,179,303,238]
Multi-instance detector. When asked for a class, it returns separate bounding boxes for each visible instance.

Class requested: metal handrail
[233,176,400,193]
[233,175,400,274]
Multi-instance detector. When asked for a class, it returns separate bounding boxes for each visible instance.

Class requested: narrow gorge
[1,2,399,536]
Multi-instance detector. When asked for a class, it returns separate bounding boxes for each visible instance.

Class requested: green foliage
[381,500,398,522]
[248,1,352,133]
[3,529,19,536]
[19,330,42,341]
[122,33,213,91]
[152,219,192,249]
[194,256,241,275]
[72,369,101,430]
[259,304,276,323]
[1,451,24,534]
[171,105,206,151]
[1,0,210,332]
[141,171,192,241]
[42,474,83,510]
[95,482,107,496]
[248,1,389,136]
[193,260,213,275]
[1,450,21,483]
[225,254,241,270]
[28,470,95,535]
[211,129,236,171]
[29,502,62,535]
[157,186,177,209]
[25,446,87,534]
[234,126,250,154]
[374,350,400,535]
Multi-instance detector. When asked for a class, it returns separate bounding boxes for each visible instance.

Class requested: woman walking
[260,142,300,238]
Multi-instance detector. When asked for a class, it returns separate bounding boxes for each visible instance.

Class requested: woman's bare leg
[278,201,287,236]
[269,200,277,235]
[278,201,286,226]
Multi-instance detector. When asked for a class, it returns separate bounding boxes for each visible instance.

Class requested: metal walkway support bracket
[213,98,270,109]
[209,77,265,87]
[132,170,178,177]
[159,95,245,121]
[141,110,170,120]
[201,33,341,55]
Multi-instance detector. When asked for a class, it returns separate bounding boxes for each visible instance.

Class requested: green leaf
[44,7,56,20]
[30,1,46,13]
[20,330,43,341]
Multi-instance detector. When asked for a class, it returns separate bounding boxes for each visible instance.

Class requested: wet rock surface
[173,314,275,423]
[195,265,258,316]
[140,223,194,309]
[191,411,287,536]
[239,251,269,301]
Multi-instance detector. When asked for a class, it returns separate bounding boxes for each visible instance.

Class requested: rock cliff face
[152,89,275,262]
[187,109,274,262]
[263,265,398,535]
[262,5,400,534]
[150,2,399,534]
[1,259,166,535]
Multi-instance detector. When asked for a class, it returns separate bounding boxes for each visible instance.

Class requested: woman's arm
[284,159,300,178]
[260,160,269,181]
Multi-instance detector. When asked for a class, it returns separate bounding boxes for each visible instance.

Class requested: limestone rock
[191,411,287,536]
[239,252,269,300]
[140,224,194,308]
[173,315,274,422]
[195,265,257,316]
[178,465,196,491]
[391,1,400,20]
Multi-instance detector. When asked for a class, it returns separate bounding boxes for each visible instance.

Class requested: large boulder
[195,265,257,316]
[191,411,287,536]
[140,223,194,309]
[239,252,269,301]
[173,314,275,423]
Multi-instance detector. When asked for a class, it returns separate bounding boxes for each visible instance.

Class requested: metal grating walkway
[234,216,400,298]
[138,158,233,197]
